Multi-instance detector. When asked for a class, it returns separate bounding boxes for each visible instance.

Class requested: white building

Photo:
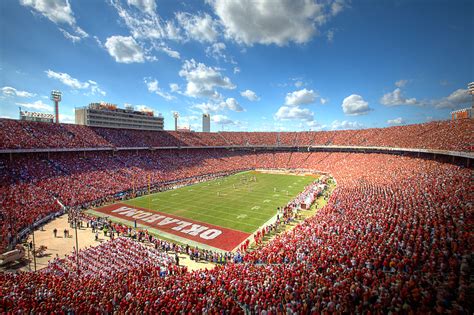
[75,102,164,131]
[202,113,210,132]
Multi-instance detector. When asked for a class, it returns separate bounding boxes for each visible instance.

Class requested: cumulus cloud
[395,79,408,88]
[212,114,235,125]
[104,36,149,63]
[387,117,405,125]
[16,100,53,112]
[144,78,175,100]
[342,94,372,116]
[176,12,219,43]
[127,0,156,15]
[380,88,418,106]
[285,88,317,106]
[20,0,88,42]
[274,106,314,121]
[240,89,260,101]
[223,98,243,111]
[432,88,470,109]
[45,70,106,96]
[1,86,36,98]
[209,0,345,46]
[169,83,180,93]
[331,120,363,130]
[179,59,235,99]
[307,120,326,131]
[192,98,244,113]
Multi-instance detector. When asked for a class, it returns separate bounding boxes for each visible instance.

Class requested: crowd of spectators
[1,118,472,151]
[43,237,181,279]
[0,149,471,313]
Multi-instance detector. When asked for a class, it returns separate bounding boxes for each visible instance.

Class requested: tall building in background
[75,102,164,131]
[202,113,210,132]
[451,82,474,120]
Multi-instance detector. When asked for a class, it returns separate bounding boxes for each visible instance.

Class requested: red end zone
[93,203,250,252]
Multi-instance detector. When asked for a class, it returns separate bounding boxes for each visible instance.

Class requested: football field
[90,171,316,251]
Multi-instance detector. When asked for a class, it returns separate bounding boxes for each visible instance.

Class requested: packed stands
[0,151,471,313]
[43,237,181,279]
[1,118,472,151]
[0,117,472,313]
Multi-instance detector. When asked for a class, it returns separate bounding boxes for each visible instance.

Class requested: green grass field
[124,171,316,233]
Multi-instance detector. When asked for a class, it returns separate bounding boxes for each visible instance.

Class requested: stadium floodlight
[50,90,62,124]
[173,112,179,131]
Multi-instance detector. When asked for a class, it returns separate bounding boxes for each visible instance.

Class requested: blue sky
[0,0,472,131]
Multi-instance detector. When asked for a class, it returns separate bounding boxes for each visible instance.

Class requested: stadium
[1,0,473,314]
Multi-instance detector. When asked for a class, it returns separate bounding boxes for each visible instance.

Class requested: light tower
[173,112,179,131]
[50,90,62,124]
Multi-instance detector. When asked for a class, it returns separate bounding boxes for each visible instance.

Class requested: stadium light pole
[173,112,179,131]
[50,90,62,124]
[31,226,37,272]
[74,218,80,275]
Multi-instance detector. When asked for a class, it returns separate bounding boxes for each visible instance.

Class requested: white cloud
[20,0,75,25]
[127,0,156,15]
[240,89,260,101]
[307,120,326,131]
[179,59,236,99]
[16,100,53,112]
[59,113,75,124]
[205,42,226,59]
[20,0,88,42]
[432,88,470,109]
[45,70,88,89]
[193,102,222,113]
[209,0,345,46]
[387,117,404,125]
[294,80,304,88]
[154,43,180,59]
[395,79,408,88]
[212,114,235,125]
[1,86,36,98]
[134,104,154,112]
[169,83,180,93]
[176,12,219,43]
[144,78,175,100]
[331,120,363,130]
[45,70,106,96]
[274,106,314,121]
[59,28,81,43]
[326,30,335,43]
[110,0,168,40]
[342,94,372,116]
[192,97,244,113]
[233,67,240,74]
[104,36,148,63]
[380,88,418,106]
[285,88,317,106]
[223,98,243,112]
